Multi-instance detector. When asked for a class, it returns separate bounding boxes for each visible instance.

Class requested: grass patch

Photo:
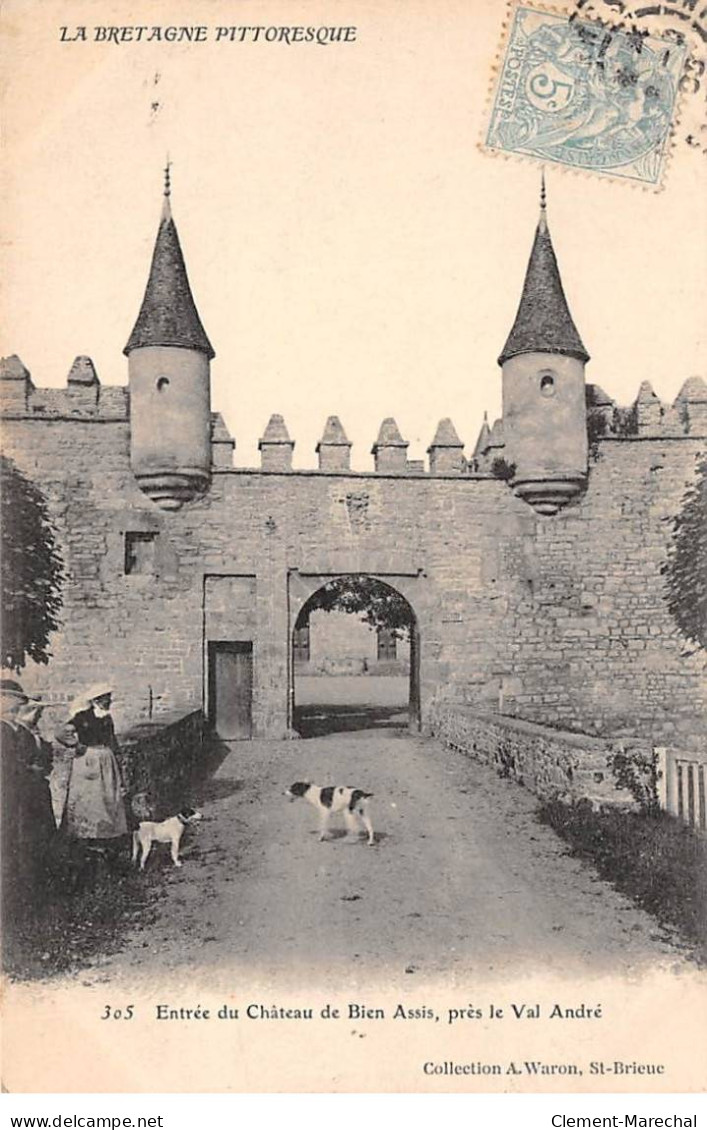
[3,722,228,983]
[537,799,707,962]
[2,845,165,981]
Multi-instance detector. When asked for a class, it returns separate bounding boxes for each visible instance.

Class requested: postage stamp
[484,5,687,185]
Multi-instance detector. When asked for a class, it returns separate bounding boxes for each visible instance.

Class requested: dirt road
[75,727,692,990]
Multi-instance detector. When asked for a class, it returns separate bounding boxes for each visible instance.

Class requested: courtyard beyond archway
[291,575,420,738]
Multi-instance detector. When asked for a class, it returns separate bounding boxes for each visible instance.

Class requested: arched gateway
[288,573,421,736]
[3,177,705,751]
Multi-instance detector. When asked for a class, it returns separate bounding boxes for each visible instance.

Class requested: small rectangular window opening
[124,531,158,575]
[377,628,397,661]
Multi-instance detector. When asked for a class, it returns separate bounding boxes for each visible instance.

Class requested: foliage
[4,720,218,981]
[661,455,707,649]
[586,409,608,460]
[495,738,516,779]
[586,407,640,460]
[3,850,161,981]
[612,404,638,437]
[609,747,660,815]
[0,455,65,670]
[298,575,413,639]
[537,798,707,962]
[491,457,516,481]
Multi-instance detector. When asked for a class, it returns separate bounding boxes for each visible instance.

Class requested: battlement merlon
[0,354,129,418]
[584,376,707,439]
[3,356,707,476]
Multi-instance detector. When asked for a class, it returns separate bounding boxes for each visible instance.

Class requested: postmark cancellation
[484,5,687,185]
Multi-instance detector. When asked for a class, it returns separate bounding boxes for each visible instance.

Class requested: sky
[2,0,705,469]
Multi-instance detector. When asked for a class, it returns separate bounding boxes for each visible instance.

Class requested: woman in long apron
[60,683,129,855]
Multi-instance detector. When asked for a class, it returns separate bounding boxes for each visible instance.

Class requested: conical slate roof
[498,193,588,367]
[124,194,215,359]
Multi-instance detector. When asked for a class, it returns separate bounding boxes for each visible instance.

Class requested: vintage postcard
[1,0,706,1096]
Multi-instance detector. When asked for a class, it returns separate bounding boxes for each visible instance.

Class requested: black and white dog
[132,808,203,870]
[285,783,375,845]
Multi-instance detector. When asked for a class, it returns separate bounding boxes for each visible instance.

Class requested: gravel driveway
[74,726,692,990]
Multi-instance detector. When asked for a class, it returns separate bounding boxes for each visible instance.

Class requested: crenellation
[634,379,662,435]
[4,364,702,472]
[258,413,294,471]
[675,375,707,435]
[66,355,100,414]
[316,415,352,472]
[3,181,706,756]
[211,412,236,468]
[0,354,34,410]
[427,418,465,475]
[371,416,409,473]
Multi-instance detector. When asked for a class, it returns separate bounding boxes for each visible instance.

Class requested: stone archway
[288,571,421,737]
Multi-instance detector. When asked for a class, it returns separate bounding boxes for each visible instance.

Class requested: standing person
[0,679,57,915]
[14,695,57,832]
[59,683,130,859]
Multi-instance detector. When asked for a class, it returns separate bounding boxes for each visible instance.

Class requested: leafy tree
[491,457,516,481]
[0,455,64,670]
[609,747,660,816]
[662,456,707,650]
[297,576,413,639]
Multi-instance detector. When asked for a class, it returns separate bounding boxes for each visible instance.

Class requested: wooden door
[209,642,253,739]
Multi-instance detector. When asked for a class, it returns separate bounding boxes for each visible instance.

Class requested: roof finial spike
[497,169,589,367]
[161,156,173,220]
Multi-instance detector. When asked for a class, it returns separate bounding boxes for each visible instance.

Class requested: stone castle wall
[1,359,705,749]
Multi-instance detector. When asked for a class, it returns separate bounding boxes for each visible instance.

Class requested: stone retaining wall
[49,710,208,827]
[429,703,644,807]
[120,710,207,819]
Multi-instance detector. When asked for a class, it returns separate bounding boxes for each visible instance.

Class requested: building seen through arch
[291,577,417,739]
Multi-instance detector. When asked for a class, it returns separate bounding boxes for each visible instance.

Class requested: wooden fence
[656,747,707,832]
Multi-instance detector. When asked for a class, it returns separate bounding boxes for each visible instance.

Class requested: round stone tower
[124,169,215,510]
[498,181,589,515]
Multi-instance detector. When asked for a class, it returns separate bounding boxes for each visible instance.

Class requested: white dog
[285,782,375,845]
[132,808,202,870]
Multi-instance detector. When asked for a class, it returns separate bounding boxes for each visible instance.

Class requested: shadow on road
[293,703,409,739]
[198,776,246,802]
